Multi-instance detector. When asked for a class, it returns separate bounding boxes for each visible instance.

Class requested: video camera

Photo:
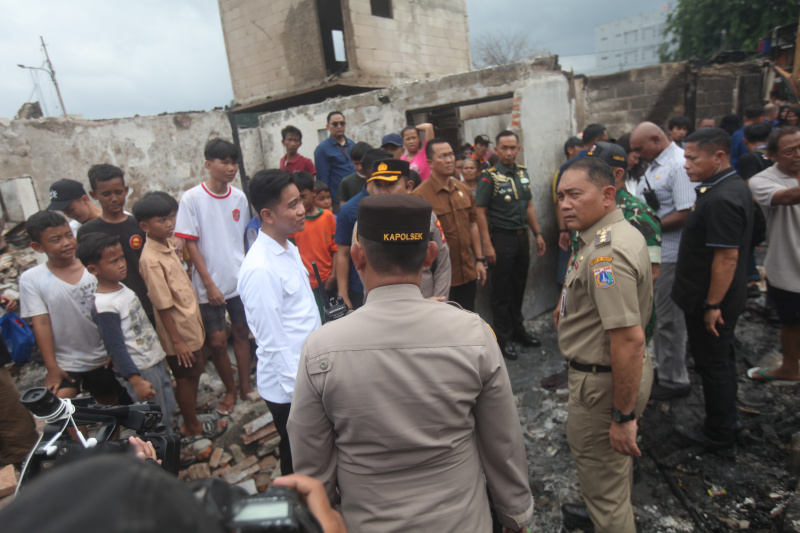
[17,387,180,490]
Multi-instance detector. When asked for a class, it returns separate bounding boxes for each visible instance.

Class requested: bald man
[630,122,696,401]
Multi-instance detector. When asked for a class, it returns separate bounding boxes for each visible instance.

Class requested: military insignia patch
[589,256,613,266]
[594,266,614,288]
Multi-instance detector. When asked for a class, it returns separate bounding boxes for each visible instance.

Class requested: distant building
[595,6,674,74]
[218,0,472,113]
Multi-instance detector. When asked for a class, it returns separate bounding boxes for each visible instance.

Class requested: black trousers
[490,229,529,344]
[265,400,293,475]
[449,280,477,312]
[685,313,739,441]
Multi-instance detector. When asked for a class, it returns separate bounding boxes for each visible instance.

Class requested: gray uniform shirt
[288,284,533,532]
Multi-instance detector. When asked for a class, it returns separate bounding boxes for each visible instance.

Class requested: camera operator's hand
[129,375,157,401]
[274,474,347,533]
[129,436,161,464]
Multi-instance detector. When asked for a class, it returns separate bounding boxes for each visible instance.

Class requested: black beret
[367,158,409,183]
[357,194,431,244]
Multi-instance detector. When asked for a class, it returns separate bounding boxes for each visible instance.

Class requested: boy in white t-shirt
[175,138,255,415]
[77,232,178,433]
[20,211,126,404]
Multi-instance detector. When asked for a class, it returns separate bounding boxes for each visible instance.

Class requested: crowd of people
[0,101,798,533]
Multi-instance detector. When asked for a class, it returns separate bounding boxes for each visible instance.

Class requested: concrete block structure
[218,0,472,112]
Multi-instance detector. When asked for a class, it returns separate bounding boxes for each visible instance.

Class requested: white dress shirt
[636,142,696,263]
[238,230,321,404]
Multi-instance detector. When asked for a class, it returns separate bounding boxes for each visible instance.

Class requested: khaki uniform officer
[288,191,533,533]
[555,158,654,533]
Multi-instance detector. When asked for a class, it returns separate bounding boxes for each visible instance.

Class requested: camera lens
[21,387,63,418]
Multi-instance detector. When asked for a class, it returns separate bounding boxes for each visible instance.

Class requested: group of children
[20,137,341,442]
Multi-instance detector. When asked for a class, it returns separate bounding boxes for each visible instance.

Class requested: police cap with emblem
[47,179,88,211]
[586,141,628,170]
[367,158,409,183]
[357,193,431,244]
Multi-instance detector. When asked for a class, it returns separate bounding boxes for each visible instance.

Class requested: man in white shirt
[748,126,800,383]
[631,122,696,401]
[238,169,321,476]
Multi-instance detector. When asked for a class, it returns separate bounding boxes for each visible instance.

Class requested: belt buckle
[516,229,524,236]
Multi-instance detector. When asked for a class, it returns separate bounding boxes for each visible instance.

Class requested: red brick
[258,455,278,471]
[212,464,232,478]
[241,423,276,445]
[254,474,272,492]
[187,463,211,480]
[209,447,224,469]
[0,465,17,498]
[220,452,232,466]
[256,429,279,445]
[222,463,260,484]
[178,469,189,481]
[229,443,246,464]
[243,412,274,435]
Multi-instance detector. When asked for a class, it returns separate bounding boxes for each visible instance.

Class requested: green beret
[357,194,431,244]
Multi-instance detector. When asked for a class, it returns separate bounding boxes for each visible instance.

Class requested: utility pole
[39,36,67,117]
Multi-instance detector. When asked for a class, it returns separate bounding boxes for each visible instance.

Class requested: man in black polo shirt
[672,128,753,450]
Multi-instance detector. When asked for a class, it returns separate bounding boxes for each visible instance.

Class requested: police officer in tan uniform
[555,158,654,533]
[288,191,533,533]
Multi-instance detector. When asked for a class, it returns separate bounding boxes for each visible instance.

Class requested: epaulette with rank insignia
[518,164,527,170]
[594,227,612,247]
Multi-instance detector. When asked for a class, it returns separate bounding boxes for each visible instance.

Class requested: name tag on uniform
[560,289,567,317]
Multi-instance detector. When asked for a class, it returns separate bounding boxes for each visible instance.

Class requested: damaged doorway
[406,93,514,154]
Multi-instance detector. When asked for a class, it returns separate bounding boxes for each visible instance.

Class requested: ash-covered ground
[510,290,800,532]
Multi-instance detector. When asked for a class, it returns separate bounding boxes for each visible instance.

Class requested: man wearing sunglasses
[314,111,356,213]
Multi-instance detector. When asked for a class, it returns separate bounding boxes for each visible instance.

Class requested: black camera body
[18,387,180,488]
[193,477,322,533]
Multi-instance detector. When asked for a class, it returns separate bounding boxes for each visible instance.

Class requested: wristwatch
[476,257,487,264]
[533,231,542,236]
[611,408,636,423]
[703,299,721,311]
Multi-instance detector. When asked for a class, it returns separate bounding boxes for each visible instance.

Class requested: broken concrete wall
[256,59,558,167]
[257,61,570,318]
[582,62,688,138]
[580,60,768,138]
[518,75,573,317]
[0,111,264,208]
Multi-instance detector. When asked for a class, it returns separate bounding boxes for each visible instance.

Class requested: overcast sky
[0,0,672,120]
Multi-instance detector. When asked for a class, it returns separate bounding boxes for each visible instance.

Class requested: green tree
[662,0,799,61]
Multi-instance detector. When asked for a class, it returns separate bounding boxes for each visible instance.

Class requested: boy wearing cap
[380,133,404,159]
[289,193,533,533]
[472,134,492,169]
[238,169,321,476]
[47,179,102,236]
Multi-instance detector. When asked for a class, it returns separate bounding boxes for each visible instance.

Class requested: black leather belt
[493,227,526,235]
[569,361,612,373]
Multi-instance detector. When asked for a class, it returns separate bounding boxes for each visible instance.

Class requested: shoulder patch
[593,266,615,288]
[486,167,497,172]
[594,227,612,247]
[589,256,613,266]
